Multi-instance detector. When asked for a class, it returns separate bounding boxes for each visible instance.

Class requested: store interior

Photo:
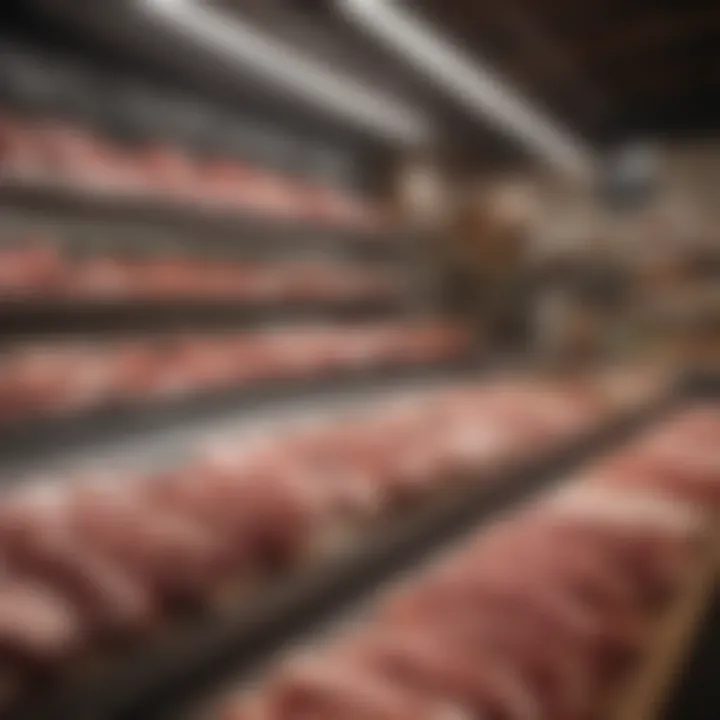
[0,1,719,718]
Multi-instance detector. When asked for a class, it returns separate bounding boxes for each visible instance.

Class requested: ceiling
[413,0,720,140]
[4,0,720,157]
[207,0,529,162]
[215,0,720,144]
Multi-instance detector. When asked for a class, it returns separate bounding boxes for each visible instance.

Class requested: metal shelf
[7,382,674,720]
[0,181,402,256]
[0,296,409,339]
[0,359,483,478]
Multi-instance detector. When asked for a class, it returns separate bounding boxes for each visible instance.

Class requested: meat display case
[4,369,672,720]
[2,7,719,720]
[3,370,716,720]
[0,361,479,477]
[150,378,717,720]
[0,25,440,467]
[0,181,402,256]
[0,13,491,719]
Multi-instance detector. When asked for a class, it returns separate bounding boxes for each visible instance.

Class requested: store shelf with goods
[0,214,417,338]
[0,368,500,482]
[0,49,395,250]
[116,382,708,718]
[174,390,720,720]
[0,180,404,256]
[0,76,407,265]
[0,17,422,349]
[0,231,408,292]
[0,296,413,338]
[0,337,481,473]
[0,369,670,720]
[0,246,412,338]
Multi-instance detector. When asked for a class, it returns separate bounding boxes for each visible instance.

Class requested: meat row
[0,115,382,231]
[0,322,471,424]
[0,377,618,701]
[212,404,720,720]
[0,242,400,304]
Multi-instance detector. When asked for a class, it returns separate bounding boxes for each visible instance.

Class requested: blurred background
[0,1,719,718]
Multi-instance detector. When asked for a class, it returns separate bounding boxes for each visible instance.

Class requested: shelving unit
[1,4,719,720]
[134,382,698,720]
[0,361,481,478]
[0,182,402,254]
[8,372,671,720]
[0,9,452,466]
[0,13,502,718]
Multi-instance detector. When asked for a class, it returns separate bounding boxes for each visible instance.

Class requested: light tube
[338,0,598,179]
[141,0,432,145]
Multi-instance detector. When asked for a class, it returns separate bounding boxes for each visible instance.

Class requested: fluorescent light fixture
[338,0,598,179]
[140,0,431,145]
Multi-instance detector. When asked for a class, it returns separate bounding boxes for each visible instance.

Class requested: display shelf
[0,12,454,720]
[7,385,672,720]
[0,181,402,254]
[0,359,483,477]
[0,296,408,337]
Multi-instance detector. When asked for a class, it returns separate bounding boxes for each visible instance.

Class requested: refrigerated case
[0,3,718,720]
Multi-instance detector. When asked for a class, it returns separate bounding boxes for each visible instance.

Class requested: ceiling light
[338,0,597,179]
[141,0,431,145]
